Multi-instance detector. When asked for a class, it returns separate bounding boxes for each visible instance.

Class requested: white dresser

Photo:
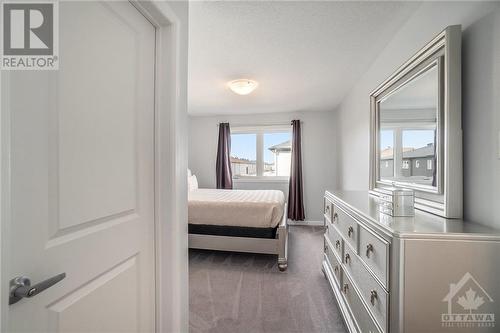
[322,190,500,333]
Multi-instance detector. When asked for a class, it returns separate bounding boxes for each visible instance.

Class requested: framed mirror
[369,25,462,218]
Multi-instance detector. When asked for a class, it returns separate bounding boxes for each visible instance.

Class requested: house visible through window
[230,126,292,178]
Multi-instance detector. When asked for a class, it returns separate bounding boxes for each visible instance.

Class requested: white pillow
[188,175,198,191]
[191,175,198,190]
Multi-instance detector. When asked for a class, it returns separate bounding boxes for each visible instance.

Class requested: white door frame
[0,1,189,332]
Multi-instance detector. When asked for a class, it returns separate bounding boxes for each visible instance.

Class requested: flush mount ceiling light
[228,79,259,95]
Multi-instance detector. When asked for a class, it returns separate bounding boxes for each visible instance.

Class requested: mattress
[188,189,286,228]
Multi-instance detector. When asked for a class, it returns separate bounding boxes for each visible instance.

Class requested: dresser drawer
[341,271,383,333]
[336,206,359,252]
[324,197,334,222]
[325,222,343,259]
[324,236,341,287]
[343,245,388,331]
[359,225,389,288]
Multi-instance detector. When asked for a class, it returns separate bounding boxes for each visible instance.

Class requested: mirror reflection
[378,65,438,188]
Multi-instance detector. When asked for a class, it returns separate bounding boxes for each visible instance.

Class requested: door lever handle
[9,273,66,305]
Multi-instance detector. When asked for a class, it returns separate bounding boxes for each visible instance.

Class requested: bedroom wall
[335,2,500,228]
[188,110,337,222]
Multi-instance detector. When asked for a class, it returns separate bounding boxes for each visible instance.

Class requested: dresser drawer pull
[335,240,341,249]
[325,205,330,214]
[370,290,378,305]
[343,283,349,294]
[333,213,338,222]
[324,244,328,252]
[344,253,351,264]
[348,226,354,238]
[334,265,339,273]
[366,244,374,258]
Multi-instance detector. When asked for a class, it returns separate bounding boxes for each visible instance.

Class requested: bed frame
[188,204,289,271]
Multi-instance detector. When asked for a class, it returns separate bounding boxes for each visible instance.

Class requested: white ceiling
[188,1,420,116]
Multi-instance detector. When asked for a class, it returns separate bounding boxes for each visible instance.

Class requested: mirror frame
[369,25,462,218]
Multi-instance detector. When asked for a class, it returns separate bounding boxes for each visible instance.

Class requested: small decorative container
[378,187,415,217]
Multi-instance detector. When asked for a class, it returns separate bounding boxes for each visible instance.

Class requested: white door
[2,1,156,332]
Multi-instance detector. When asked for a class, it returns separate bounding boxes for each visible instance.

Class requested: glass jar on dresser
[322,190,500,333]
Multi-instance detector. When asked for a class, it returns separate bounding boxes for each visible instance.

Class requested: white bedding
[188,189,286,228]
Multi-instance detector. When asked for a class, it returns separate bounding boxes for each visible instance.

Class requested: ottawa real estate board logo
[1,1,59,70]
[442,272,495,329]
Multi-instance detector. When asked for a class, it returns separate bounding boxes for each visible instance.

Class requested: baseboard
[287,220,324,226]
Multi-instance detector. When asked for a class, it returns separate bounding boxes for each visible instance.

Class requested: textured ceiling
[188,1,421,116]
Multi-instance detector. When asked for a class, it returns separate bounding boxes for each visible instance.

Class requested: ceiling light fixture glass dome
[228,79,259,95]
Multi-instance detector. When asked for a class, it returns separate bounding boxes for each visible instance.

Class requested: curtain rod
[216,121,302,127]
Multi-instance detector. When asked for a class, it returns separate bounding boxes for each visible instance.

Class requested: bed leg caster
[278,260,288,272]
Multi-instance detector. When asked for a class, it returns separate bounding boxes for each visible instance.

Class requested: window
[231,126,292,178]
[402,160,409,169]
[427,159,433,170]
[264,132,292,176]
[230,133,257,177]
[415,160,420,168]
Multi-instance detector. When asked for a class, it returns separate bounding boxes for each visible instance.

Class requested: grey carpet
[189,226,347,333]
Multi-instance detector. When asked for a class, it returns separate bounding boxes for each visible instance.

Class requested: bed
[188,181,289,271]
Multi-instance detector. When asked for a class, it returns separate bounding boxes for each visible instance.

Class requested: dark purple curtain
[216,123,233,189]
[288,120,305,221]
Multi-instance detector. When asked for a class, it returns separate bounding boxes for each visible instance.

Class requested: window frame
[231,125,292,182]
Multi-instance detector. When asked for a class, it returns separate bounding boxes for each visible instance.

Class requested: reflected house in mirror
[381,144,437,186]
[369,25,462,218]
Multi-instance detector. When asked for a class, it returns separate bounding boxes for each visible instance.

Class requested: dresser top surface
[325,190,500,239]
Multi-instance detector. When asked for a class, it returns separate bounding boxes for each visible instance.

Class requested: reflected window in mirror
[378,64,439,190]
[379,129,394,178]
